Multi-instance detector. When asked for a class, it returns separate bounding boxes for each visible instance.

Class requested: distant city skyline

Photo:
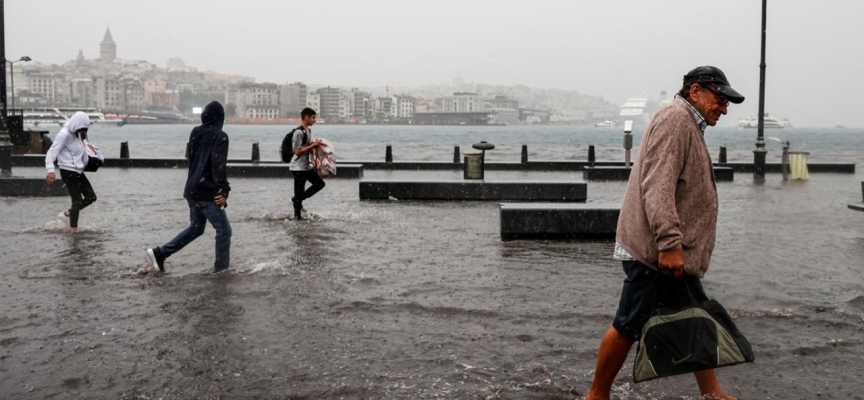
[7,0,864,127]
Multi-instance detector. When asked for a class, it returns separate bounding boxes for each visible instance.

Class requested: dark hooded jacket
[184,101,231,201]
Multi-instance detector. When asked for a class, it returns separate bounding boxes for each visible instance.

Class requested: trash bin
[788,151,809,180]
[464,153,484,179]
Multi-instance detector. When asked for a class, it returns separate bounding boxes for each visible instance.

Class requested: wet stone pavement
[1,167,864,399]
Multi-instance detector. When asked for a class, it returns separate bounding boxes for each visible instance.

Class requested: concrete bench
[500,203,620,240]
[359,180,587,201]
[582,166,734,181]
[227,163,363,179]
[0,178,68,197]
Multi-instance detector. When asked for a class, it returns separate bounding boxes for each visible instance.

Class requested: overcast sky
[7,0,864,127]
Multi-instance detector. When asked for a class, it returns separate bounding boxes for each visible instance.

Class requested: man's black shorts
[612,260,709,342]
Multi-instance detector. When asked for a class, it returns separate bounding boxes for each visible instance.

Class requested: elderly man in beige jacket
[585,66,745,400]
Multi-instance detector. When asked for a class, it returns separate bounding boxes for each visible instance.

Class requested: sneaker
[58,210,70,218]
[146,248,166,272]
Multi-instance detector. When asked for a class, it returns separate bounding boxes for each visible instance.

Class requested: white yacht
[737,114,788,129]
[594,120,618,128]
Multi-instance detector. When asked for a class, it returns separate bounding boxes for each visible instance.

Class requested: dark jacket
[184,101,231,201]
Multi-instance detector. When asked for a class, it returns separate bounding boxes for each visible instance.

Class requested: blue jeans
[160,199,232,271]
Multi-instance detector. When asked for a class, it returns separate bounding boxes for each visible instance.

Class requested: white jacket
[45,112,91,174]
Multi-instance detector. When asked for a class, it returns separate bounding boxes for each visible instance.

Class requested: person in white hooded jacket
[44,112,97,233]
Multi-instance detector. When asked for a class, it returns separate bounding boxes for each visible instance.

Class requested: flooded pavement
[2,167,864,399]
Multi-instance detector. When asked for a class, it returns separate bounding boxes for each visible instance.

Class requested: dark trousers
[292,170,325,214]
[160,199,232,271]
[60,169,97,228]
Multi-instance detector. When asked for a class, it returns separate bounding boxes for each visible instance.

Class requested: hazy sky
[7,0,864,127]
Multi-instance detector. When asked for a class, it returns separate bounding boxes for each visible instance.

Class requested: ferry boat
[22,107,125,128]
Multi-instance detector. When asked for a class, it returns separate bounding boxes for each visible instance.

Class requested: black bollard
[588,145,596,164]
[454,146,460,163]
[719,146,727,164]
[385,145,393,163]
[521,145,528,164]
[861,181,864,202]
[252,142,260,162]
[120,141,130,159]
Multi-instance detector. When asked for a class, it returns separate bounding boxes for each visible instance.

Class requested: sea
[31,123,864,165]
[1,123,863,399]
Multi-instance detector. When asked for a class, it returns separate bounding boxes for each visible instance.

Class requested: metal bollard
[453,146,460,163]
[251,142,260,162]
[719,146,727,164]
[588,145,596,164]
[120,141,130,159]
[521,145,528,164]
[385,145,393,163]
[781,141,790,181]
[623,121,634,168]
[861,181,864,202]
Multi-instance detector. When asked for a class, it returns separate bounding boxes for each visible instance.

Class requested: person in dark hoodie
[145,101,232,274]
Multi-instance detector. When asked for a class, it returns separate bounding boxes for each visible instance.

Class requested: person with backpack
[144,101,232,274]
[285,108,324,221]
[44,111,99,234]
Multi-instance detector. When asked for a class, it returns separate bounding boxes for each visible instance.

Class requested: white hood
[44,112,92,173]
[65,111,91,135]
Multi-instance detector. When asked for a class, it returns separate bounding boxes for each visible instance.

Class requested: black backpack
[280,126,308,163]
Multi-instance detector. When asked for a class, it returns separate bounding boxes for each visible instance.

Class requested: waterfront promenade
[2,165,864,398]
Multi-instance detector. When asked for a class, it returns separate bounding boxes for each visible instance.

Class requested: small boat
[835,122,845,129]
[594,120,618,128]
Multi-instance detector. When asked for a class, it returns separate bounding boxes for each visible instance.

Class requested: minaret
[100,27,116,64]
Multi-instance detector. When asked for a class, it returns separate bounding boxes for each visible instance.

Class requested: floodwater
[2,164,864,398]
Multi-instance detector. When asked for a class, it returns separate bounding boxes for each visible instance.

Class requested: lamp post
[753,0,768,179]
[6,56,30,110]
[0,0,12,177]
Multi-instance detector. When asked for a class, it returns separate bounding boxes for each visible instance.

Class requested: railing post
[120,141,130,159]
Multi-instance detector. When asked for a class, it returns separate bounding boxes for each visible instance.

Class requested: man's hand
[46,172,56,184]
[658,248,684,278]
[214,195,228,208]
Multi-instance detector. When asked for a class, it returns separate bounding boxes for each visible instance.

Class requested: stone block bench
[227,163,364,179]
[582,166,734,181]
[359,180,587,201]
[500,203,620,240]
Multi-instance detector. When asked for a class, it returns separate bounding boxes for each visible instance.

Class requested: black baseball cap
[683,66,745,104]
